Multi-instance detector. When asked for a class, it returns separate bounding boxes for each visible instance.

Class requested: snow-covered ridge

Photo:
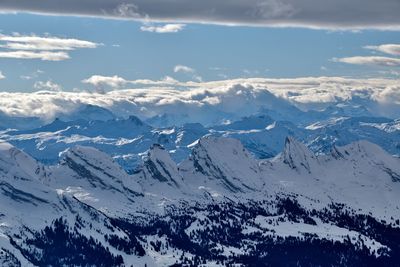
[180,136,262,193]
[281,136,318,173]
[137,144,187,197]
[0,140,47,182]
[1,136,400,266]
[4,134,398,216]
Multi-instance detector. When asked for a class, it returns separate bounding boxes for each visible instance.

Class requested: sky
[0,1,399,93]
[0,1,399,122]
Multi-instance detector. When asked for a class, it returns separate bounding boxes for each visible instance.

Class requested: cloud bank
[0,0,400,30]
[0,77,399,124]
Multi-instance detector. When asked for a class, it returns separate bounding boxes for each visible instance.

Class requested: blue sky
[0,12,399,92]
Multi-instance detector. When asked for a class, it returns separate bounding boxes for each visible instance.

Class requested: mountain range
[0,99,400,266]
[0,134,399,266]
[1,102,399,172]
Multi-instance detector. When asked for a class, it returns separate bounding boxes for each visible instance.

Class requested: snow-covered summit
[139,144,184,191]
[180,136,262,193]
[54,145,141,193]
[280,136,318,173]
[332,140,400,183]
[0,140,47,182]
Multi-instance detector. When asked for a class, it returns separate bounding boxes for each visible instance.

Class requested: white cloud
[377,86,400,104]
[140,23,185,33]
[1,77,400,122]
[0,50,70,61]
[34,80,63,91]
[0,34,99,51]
[0,71,5,80]
[0,34,99,61]
[173,65,203,82]
[82,75,128,88]
[81,74,200,90]
[365,44,400,56]
[333,56,400,67]
[174,65,195,73]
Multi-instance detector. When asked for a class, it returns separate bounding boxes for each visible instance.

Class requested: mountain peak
[140,144,183,189]
[334,140,384,158]
[0,140,47,181]
[181,136,262,193]
[57,145,141,193]
[282,136,317,173]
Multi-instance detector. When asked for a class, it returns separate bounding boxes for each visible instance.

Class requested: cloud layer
[1,0,400,29]
[0,77,399,124]
[0,34,99,61]
[334,43,400,67]
[365,44,400,56]
[334,56,400,67]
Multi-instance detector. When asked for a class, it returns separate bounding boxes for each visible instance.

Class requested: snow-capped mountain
[0,141,134,266]
[138,144,187,197]
[1,99,399,266]
[180,137,263,194]
[1,135,399,266]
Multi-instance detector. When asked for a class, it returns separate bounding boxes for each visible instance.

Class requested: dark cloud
[0,0,399,29]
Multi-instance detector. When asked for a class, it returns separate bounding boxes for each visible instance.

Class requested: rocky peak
[182,136,261,193]
[282,136,317,173]
[141,144,183,188]
[58,145,141,194]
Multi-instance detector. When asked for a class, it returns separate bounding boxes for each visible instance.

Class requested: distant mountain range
[1,102,399,172]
